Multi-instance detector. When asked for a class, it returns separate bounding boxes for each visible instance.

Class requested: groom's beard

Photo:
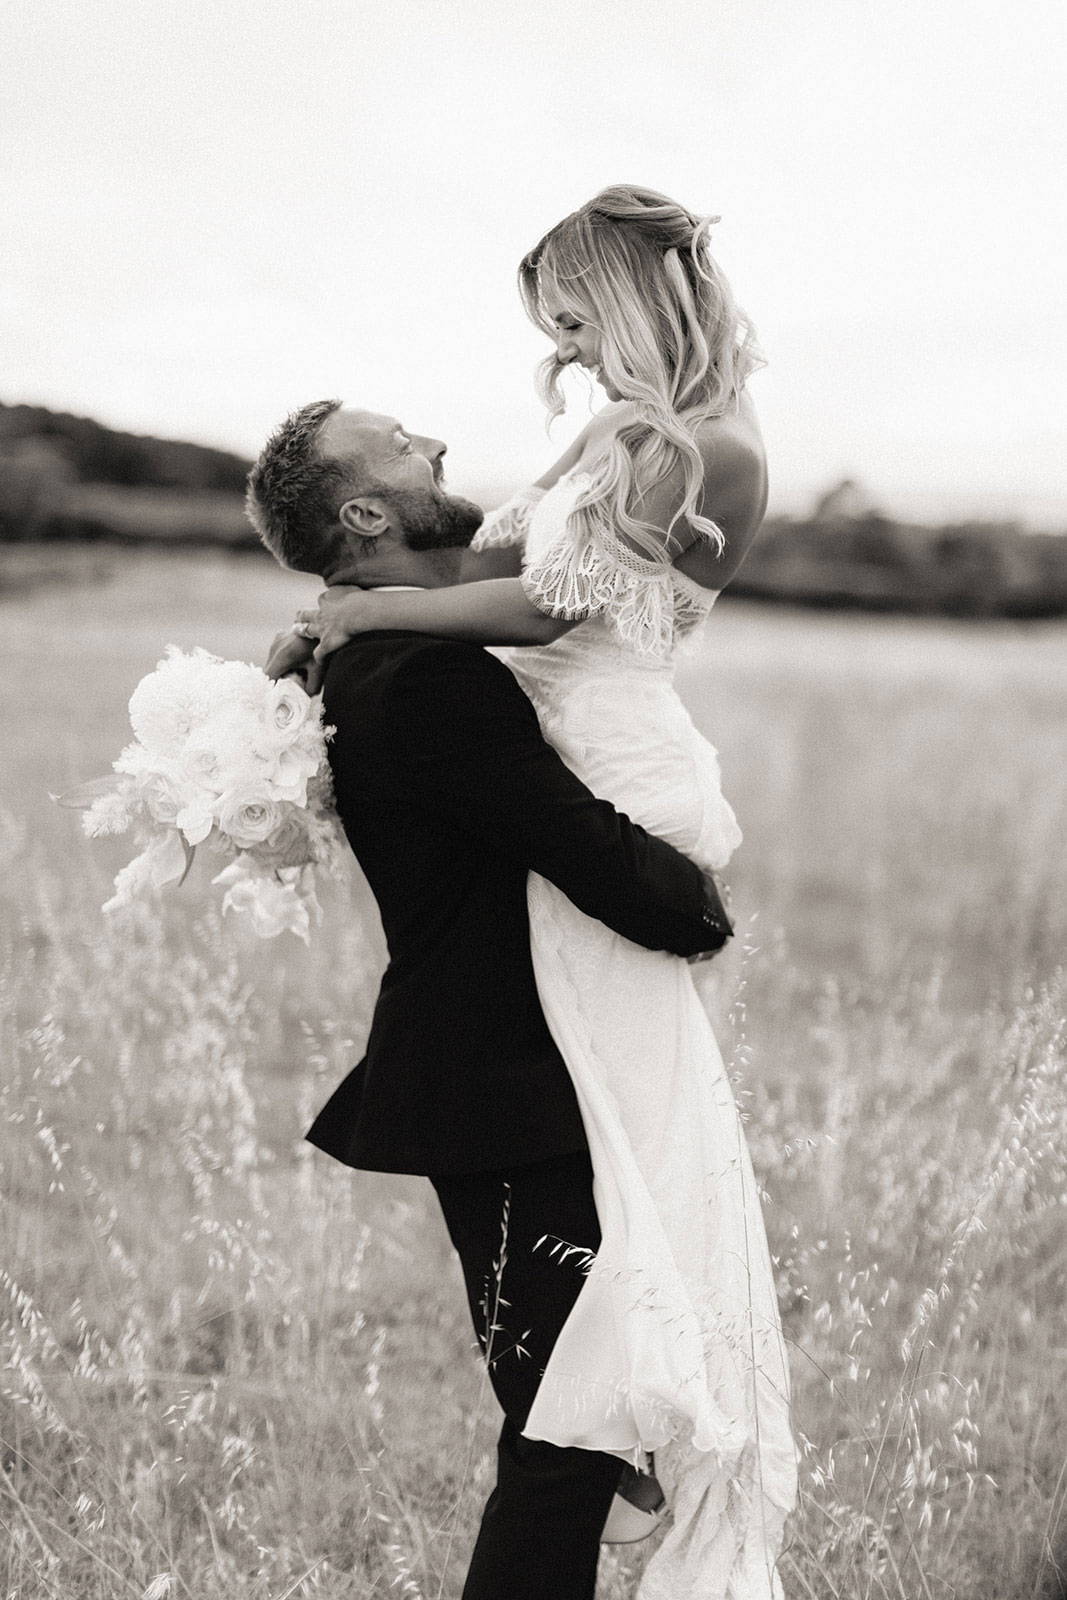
[375,482,484,551]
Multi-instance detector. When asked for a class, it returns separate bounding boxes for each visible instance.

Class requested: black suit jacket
[306,631,731,1177]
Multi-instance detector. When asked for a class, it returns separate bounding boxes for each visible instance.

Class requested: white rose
[139,770,186,826]
[217,788,282,849]
[265,679,311,745]
[181,741,227,791]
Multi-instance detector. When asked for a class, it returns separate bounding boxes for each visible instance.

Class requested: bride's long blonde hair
[519,184,763,558]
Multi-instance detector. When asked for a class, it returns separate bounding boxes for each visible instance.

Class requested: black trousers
[430,1149,622,1600]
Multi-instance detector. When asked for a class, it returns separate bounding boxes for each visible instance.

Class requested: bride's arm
[267,519,559,677]
[307,578,575,658]
[457,543,524,582]
[262,567,563,680]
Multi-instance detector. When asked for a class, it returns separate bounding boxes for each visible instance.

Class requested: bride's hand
[265,628,321,689]
[292,587,386,664]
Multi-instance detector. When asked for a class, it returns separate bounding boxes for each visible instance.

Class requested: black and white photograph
[3,2,1065,1596]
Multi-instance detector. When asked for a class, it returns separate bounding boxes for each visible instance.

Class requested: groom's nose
[413,433,445,467]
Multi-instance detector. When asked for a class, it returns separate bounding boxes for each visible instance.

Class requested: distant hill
[0,402,251,493]
[0,400,255,547]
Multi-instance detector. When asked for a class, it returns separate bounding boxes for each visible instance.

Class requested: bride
[283,185,796,1597]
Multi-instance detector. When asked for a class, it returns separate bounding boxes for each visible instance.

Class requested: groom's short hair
[246,398,352,575]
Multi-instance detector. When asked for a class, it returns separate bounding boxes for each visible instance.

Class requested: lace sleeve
[470,485,547,552]
[521,523,676,657]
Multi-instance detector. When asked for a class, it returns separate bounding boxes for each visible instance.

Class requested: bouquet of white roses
[56,647,346,940]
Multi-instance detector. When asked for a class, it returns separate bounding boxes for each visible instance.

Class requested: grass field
[2,545,1066,1599]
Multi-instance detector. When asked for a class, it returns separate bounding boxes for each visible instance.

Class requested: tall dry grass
[2,548,1066,1598]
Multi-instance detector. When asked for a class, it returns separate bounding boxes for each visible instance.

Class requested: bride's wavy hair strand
[518,185,764,560]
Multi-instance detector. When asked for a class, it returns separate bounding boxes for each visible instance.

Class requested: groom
[247,400,731,1600]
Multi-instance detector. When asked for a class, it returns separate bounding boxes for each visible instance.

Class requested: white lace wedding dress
[473,470,797,1599]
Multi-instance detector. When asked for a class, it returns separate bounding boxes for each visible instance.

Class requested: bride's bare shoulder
[693,396,768,531]
[568,396,766,538]
[668,396,768,589]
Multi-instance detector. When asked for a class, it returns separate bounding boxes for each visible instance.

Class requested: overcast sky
[4,0,1065,523]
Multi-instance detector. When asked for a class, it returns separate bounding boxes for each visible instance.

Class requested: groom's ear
[338,496,391,540]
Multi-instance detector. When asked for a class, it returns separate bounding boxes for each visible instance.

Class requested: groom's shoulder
[324,632,523,720]
[325,630,503,685]
[382,634,527,716]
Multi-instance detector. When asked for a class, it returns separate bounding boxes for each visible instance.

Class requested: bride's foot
[600,1460,667,1544]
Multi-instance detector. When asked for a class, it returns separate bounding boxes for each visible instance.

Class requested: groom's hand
[265,630,324,695]
[686,870,733,964]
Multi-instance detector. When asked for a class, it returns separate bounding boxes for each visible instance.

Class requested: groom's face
[319,407,483,550]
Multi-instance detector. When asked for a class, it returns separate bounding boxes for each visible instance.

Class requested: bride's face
[539,284,623,402]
